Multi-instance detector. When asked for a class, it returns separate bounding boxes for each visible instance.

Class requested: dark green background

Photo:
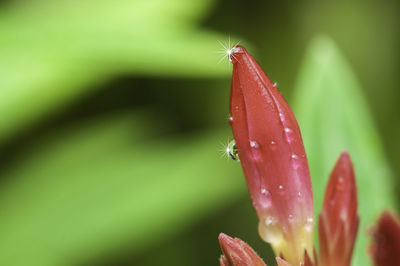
[0,0,399,265]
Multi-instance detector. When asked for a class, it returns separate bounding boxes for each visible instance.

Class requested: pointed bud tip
[218,233,266,266]
[229,45,247,64]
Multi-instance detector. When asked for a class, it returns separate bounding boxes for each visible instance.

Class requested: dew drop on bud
[260,188,272,209]
[336,176,345,190]
[226,139,240,161]
[297,191,303,201]
[304,217,314,232]
[249,140,259,148]
[265,216,276,226]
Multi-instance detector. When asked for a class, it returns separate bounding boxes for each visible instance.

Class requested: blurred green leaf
[0,0,235,143]
[0,112,245,266]
[292,36,396,265]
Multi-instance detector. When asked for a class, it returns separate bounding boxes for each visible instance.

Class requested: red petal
[218,233,266,266]
[369,211,400,266]
[318,152,359,266]
[229,45,313,264]
[304,249,317,266]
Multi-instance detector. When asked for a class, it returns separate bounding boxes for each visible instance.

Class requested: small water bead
[269,140,277,151]
[261,188,269,195]
[297,191,303,199]
[227,47,236,62]
[336,176,345,190]
[249,140,259,148]
[226,139,240,161]
[283,127,295,143]
[265,216,277,226]
[288,214,294,223]
[291,153,302,169]
[304,217,314,232]
[228,116,233,122]
[259,188,272,209]
[278,185,285,195]
[258,219,283,246]
[284,127,292,133]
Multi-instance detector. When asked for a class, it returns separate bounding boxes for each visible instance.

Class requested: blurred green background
[0,0,399,265]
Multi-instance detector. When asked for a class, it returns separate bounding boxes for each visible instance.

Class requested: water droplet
[297,191,303,199]
[269,140,277,151]
[304,217,314,232]
[283,127,295,143]
[249,140,259,148]
[265,216,276,226]
[259,188,272,209]
[228,116,233,122]
[278,185,285,195]
[258,219,283,246]
[336,176,345,190]
[273,82,278,88]
[291,153,301,169]
[226,139,239,161]
[288,214,294,223]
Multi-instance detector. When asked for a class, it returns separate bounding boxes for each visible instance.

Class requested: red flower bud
[369,211,400,266]
[228,45,314,265]
[318,152,359,266]
[218,233,266,266]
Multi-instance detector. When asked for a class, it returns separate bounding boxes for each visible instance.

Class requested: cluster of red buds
[219,45,400,266]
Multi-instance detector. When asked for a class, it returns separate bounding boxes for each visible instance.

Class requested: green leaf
[0,112,245,266]
[292,36,396,265]
[0,0,236,142]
